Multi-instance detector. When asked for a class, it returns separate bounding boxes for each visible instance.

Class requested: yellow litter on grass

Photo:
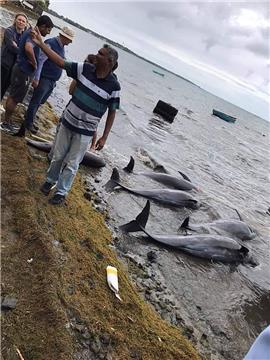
[106,266,122,301]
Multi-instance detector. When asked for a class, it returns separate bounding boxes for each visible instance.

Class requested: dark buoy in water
[153,100,178,123]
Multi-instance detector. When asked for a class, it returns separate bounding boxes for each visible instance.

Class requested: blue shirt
[16,28,40,76]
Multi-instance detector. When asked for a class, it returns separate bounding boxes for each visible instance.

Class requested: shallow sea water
[1,8,269,359]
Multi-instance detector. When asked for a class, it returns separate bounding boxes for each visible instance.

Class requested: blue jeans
[46,123,92,196]
[25,77,55,128]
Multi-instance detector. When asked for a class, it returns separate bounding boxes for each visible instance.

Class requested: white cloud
[49,1,270,118]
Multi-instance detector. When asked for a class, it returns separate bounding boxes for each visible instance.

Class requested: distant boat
[212,109,236,123]
[153,70,165,77]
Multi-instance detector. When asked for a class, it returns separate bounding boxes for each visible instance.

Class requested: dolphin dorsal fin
[104,168,121,192]
[123,156,135,173]
[234,208,243,221]
[178,171,191,182]
[180,216,190,229]
[111,168,120,182]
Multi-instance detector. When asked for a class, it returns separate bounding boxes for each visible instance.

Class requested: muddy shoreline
[1,4,268,358]
[83,171,250,360]
[1,102,201,360]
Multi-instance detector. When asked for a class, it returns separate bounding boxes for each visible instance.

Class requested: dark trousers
[24,77,56,129]
[1,65,13,100]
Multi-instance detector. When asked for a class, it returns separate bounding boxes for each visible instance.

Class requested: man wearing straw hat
[16,26,75,136]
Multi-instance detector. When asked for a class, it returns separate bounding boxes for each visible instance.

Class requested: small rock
[91,337,102,354]
[1,296,17,310]
[84,192,92,201]
[101,333,110,345]
[94,197,102,204]
[96,252,104,260]
[66,286,75,295]
[74,324,85,333]
[94,177,101,183]
[147,251,157,263]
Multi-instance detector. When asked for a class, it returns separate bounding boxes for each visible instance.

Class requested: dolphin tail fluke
[181,217,190,229]
[123,156,135,173]
[135,200,150,228]
[119,220,141,233]
[180,216,191,230]
[178,171,191,182]
[104,168,121,192]
[119,200,150,233]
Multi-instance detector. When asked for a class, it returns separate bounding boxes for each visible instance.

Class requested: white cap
[59,26,75,41]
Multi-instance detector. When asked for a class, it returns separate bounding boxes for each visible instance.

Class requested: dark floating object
[153,100,178,123]
[152,69,165,77]
[212,109,236,123]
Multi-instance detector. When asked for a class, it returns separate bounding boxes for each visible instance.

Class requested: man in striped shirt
[31,27,120,205]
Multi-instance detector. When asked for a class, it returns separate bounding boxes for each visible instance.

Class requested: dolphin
[123,156,198,191]
[120,200,257,265]
[106,168,200,209]
[26,138,106,168]
[179,211,257,241]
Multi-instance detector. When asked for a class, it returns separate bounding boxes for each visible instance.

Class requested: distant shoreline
[45,8,198,88]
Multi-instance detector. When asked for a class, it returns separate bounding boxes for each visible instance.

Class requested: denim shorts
[9,64,31,103]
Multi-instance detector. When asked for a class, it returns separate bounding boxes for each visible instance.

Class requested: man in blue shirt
[15,26,75,136]
[2,15,53,132]
[31,27,121,205]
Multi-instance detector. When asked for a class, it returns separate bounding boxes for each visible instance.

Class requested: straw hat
[59,26,75,41]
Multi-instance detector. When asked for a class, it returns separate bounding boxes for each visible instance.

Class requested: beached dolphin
[26,138,106,168]
[179,212,257,241]
[120,200,257,265]
[123,156,198,191]
[106,168,200,209]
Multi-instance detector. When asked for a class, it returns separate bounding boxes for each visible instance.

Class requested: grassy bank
[1,104,201,359]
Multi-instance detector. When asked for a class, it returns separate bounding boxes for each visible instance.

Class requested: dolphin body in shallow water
[180,213,257,241]
[123,156,198,191]
[120,200,257,265]
[106,168,200,209]
[26,139,106,168]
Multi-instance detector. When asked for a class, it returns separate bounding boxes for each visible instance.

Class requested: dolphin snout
[189,200,200,210]
[243,255,259,267]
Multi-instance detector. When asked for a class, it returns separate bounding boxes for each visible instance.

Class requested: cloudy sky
[49,1,269,120]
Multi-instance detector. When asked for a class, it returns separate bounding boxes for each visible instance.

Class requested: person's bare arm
[89,131,97,151]
[69,79,77,95]
[95,110,116,150]
[25,41,37,70]
[31,27,64,68]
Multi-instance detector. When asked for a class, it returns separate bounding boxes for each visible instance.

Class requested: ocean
[1,8,270,359]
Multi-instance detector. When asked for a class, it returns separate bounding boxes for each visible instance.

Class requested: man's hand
[28,59,37,70]
[86,54,97,64]
[32,79,39,88]
[95,136,106,151]
[30,26,43,46]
